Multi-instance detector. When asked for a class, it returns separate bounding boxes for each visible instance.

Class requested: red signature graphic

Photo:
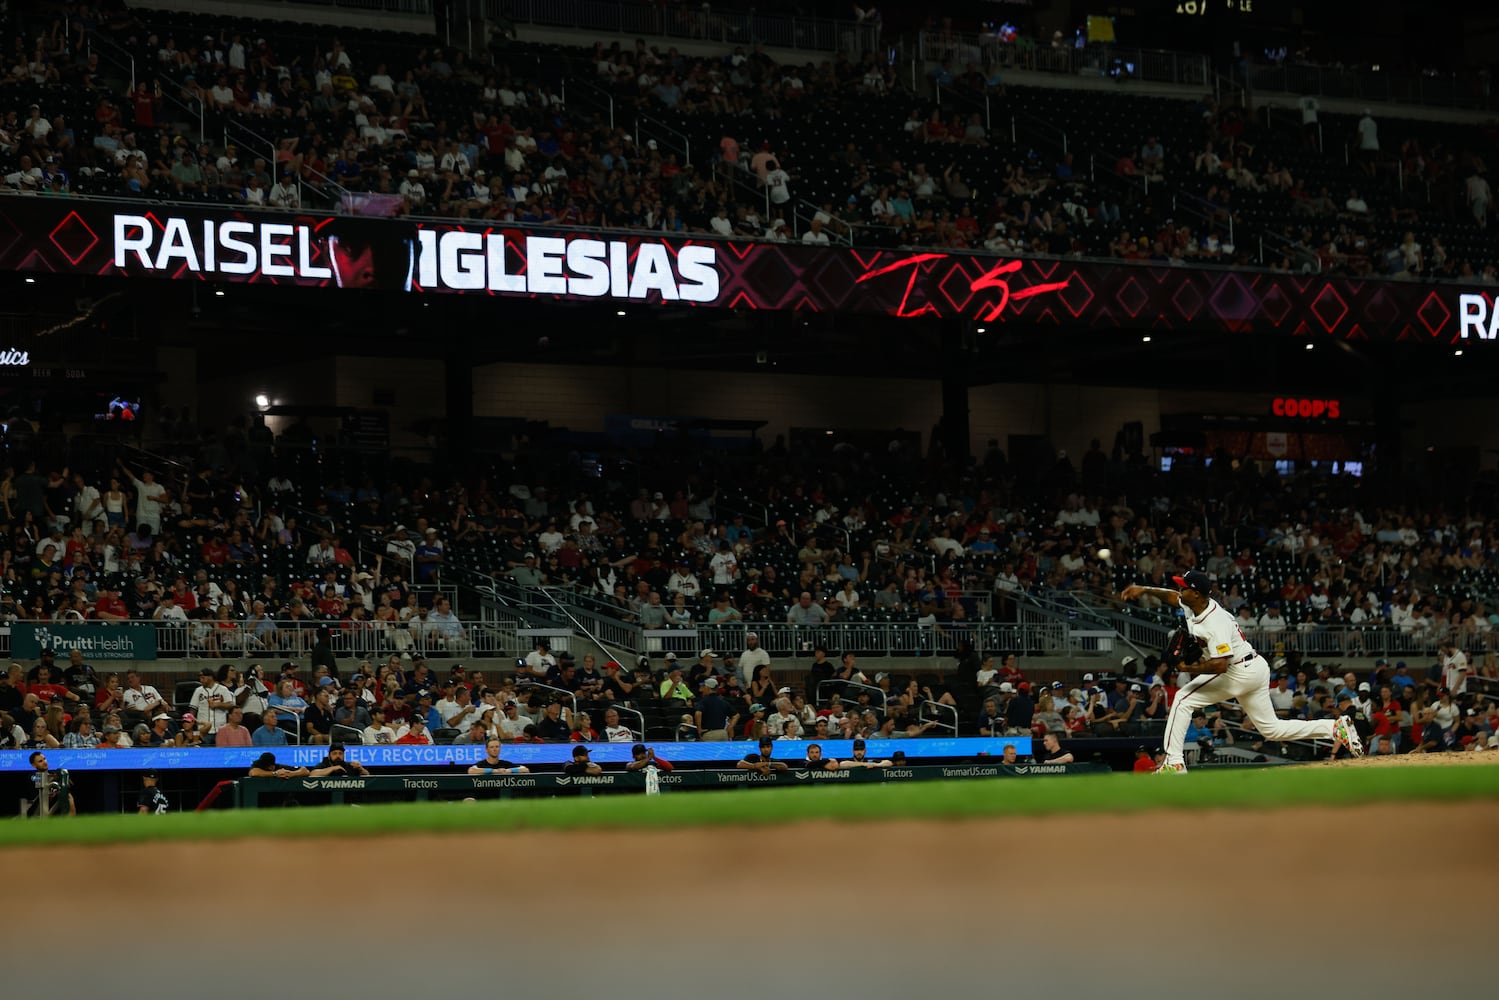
[854,254,1071,319]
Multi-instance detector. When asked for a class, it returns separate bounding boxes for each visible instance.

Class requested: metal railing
[200,0,435,11]
[920,699,958,736]
[918,34,1210,90]
[792,198,852,246]
[606,703,646,743]
[144,615,517,660]
[1246,63,1493,112]
[561,77,616,130]
[634,112,691,168]
[1011,109,1068,157]
[934,80,991,131]
[815,679,887,712]
[494,0,882,55]
[514,680,578,719]
[919,30,1489,112]
[85,28,207,143]
[225,118,354,211]
[638,621,1068,660]
[533,586,639,666]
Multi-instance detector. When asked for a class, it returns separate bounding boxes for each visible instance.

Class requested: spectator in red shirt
[1368,693,1403,752]
[92,583,129,621]
[201,534,229,566]
[316,586,346,618]
[26,664,76,707]
[395,713,431,744]
[1133,745,1161,772]
[997,654,1025,686]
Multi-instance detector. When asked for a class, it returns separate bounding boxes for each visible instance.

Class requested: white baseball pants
[1163,655,1335,767]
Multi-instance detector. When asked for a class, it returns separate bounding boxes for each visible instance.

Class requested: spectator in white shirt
[189,667,235,737]
[426,597,471,655]
[802,218,830,245]
[737,631,771,687]
[1257,606,1287,632]
[603,708,633,742]
[362,708,397,744]
[269,176,300,209]
[122,671,168,717]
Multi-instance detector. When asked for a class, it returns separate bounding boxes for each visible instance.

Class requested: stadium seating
[4,4,1499,756]
[5,5,1495,275]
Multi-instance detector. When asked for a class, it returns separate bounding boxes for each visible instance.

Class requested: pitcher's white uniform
[1163,598,1337,767]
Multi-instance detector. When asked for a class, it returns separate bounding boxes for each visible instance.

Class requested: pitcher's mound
[1327,750,1499,768]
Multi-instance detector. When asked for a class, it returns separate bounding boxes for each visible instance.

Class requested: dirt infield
[8,799,1493,998]
[1329,749,1499,767]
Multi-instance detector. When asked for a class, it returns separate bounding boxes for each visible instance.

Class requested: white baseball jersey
[1184,599,1255,663]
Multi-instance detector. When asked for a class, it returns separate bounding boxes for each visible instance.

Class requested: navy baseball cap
[1172,571,1212,593]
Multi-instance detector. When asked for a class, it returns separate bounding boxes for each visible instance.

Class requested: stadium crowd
[2,410,1499,754]
[2,3,1497,276]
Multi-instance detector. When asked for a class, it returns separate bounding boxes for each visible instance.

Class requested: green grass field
[2,765,1494,850]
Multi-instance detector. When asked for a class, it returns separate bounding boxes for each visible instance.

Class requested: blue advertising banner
[0,736,1033,772]
[10,622,158,660]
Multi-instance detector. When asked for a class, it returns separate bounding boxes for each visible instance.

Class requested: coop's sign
[1271,397,1341,419]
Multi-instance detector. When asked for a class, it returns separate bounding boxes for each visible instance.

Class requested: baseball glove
[1164,625,1204,667]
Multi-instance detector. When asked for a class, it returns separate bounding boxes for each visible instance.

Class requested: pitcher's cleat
[1155,762,1187,774]
[1333,715,1364,757]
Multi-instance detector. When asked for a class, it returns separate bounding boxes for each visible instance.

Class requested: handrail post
[984,93,990,131]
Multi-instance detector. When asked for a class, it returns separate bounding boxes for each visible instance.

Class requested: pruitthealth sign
[11,623,158,659]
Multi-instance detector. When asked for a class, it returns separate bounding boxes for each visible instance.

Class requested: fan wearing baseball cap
[1121,573,1362,773]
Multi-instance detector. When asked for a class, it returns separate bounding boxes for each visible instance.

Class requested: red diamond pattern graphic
[1416,290,1453,337]
[1056,272,1095,318]
[1361,287,1398,329]
[1114,276,1149,318]
[1170,280,1205,322]
[1309,284,1349,333]
[936,261,977,313]
[1257,281,1293,328]
[48,210,99,266]
[1207,273,1257,331]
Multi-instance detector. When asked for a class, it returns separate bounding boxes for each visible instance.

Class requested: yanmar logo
[794,769,850,780]
[1012,765,1068,775]
[302,779,366,790]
